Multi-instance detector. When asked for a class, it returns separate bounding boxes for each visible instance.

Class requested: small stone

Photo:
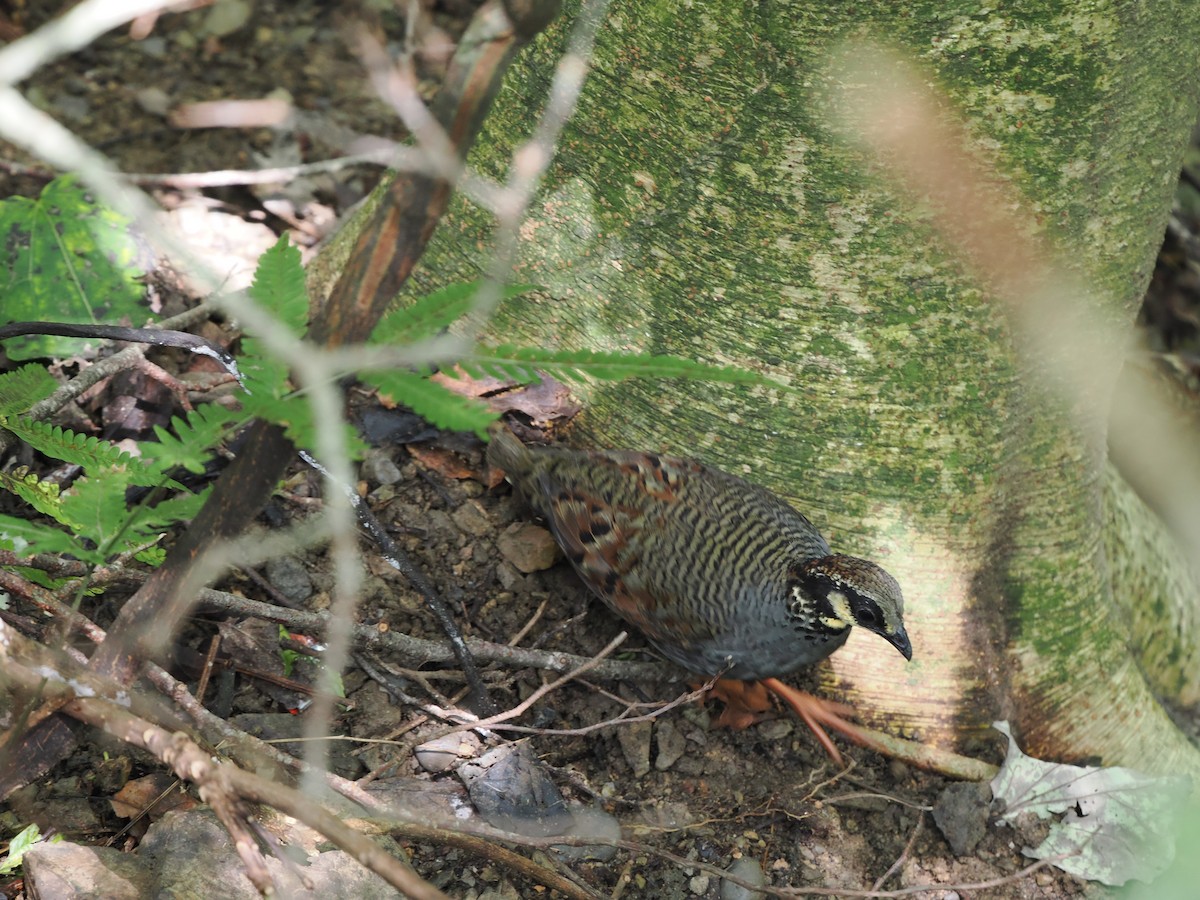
[203,0,251,37]
[932,782,991,856]
[756,719,793,741]
[617,720,652,777]
[361,451,402,486]
[689,874,710,894]
[497,522,560,573]
[495,562,530,591]
[551,806,622,861]
[654,720,687,771]
[415,732,483,773]
[452,501,492,537]
[720,857,766,899]
[266,555,312,603]
[135,87,171,117]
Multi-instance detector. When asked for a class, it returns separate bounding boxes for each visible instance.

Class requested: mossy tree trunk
[333,2,1200,775]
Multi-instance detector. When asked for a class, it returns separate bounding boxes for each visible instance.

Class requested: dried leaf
[991,721,1190,885]
[407,442,475,479]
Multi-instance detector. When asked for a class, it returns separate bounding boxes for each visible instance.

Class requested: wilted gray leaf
[991,721,1190,886]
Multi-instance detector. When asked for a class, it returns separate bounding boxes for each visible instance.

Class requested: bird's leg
[761,677,887,766]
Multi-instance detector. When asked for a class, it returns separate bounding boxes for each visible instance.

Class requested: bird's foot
[760,677,880,767]
[700,678,775,729]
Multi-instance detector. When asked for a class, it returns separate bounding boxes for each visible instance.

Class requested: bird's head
[789,554,911,660]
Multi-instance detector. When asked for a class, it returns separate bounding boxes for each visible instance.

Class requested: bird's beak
[887,626,913,661]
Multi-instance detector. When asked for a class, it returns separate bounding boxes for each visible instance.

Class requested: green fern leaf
[129,486,211,533]
[363,370,498,439]
[3,418,170,487]
[375,282,535,345]
[58,472,132,552]
[0,513,90,559]
[0,467,64,519]
[248,234,308,333]
[136,546,167,566]
[0,365,57,417]
[470,345,777,387]
[143,403,241,475]
[0,174,152,361]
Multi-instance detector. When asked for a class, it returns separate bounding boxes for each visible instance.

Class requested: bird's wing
[534,462,717,646]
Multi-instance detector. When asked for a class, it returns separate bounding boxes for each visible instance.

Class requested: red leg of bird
[761,677,883,766]
[704,678,774,729]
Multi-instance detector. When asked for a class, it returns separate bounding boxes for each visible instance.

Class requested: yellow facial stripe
[826,589,852,625]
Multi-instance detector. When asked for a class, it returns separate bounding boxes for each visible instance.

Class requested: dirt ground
[0,2,1147,897]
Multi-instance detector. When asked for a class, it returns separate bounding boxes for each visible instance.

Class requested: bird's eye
[857,607,878,626]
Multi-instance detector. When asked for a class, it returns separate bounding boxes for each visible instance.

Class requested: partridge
[487,425,911,762]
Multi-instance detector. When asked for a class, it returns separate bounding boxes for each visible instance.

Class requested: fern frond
[363,370,498,439]
[464,345,779,388]
[58,473,132,553]
[0,513,89,559]
[0,365,57,416]
[4,418,169,487]
[375,282,535,345]
[143,403,241,474]
[129,486,211,533]
[248,235,309,333]
[0,467,64,519]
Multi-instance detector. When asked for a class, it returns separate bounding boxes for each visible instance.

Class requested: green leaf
[0,364,57,416]
[466,345,778,388]
[57,472,135,557]
[247,234,309,334]
[362,370,498,439]
[374,281,536,345]
[128,486,211,533]
[2,418,172,487]
[0,513,91,560]
[0,467,63,519]
[143,404,242,475]
[0,823,60,875]
[0,174,151,361]
[991,721,1191,886]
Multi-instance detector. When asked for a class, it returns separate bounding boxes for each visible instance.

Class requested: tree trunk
[325,2,1200,776]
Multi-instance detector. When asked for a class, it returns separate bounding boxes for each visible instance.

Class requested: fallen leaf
[991,721,1191,886]
[407,442,475,479]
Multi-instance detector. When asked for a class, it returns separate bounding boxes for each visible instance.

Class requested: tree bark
[338,2,1200,775]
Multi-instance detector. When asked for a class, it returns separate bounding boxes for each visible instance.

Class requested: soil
[0,2,1156,897]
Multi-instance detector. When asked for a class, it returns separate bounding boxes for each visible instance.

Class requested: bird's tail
[485,421,528,476]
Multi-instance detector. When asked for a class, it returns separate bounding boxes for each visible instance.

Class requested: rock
[265,555,312,603]
[360,451,402,486]
[654,720,687,771]
[617,720,652,777]
[720,856,766,899]
[932,781,991,856]
[24,841,151,899]
[551,806,622,862]
[496,522,560,573]
[415,731,483,773]
[452,500,492,537]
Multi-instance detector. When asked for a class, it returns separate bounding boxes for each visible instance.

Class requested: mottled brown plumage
[487,426,911,760]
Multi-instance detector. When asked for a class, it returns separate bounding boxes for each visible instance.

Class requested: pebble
[496,522,560,573]
[266,555,312,603]
[135,87,171,117]
[451,501,492,537]
[414,732,482,773]
[654,720,687,771]
[361,451,402,486]
[720,857,766,900]
[617,720,652,777]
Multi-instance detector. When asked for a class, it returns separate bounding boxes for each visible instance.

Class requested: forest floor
[4,1,1188,897]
